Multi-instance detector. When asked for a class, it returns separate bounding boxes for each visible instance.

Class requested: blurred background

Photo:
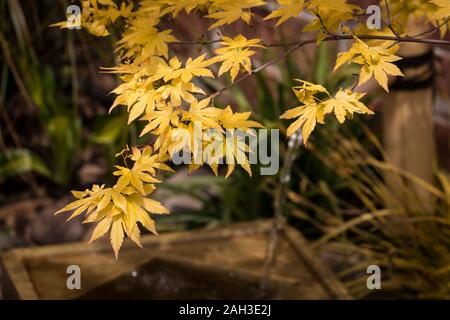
[1,0,450,299]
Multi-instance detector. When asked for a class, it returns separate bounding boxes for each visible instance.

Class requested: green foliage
[0,0,132,186]
[0,149,51,179]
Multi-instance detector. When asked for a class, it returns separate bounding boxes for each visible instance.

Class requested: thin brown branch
[172,39,222,46]
[208,34,450,100]
[316,12,338,37]
[209,40,304,100]
[383,0,400,38]
[173,38,296,47]
[175,34,450,50]
[411,19,450,38]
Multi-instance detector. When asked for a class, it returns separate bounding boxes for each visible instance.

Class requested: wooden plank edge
[283,226,352,300]
[2,219,273,259]
[0,251,38,300]
[0,219,273,300]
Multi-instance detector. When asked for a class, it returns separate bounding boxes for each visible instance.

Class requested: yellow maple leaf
[335,37,404,92]
[140,102,180,136]
[292,79,329,104]
[117,17,178,61]
[157,78,205,107]
[51,0,134,37]
[207,0,265,29]
[214,35,263,82]
[223,131,253,178]
[160,0,209,17]
[218,106,264,130]
[113,146,173,194]
[281,81,374,143]
[304,0,361,43]
[154,123,196,159]
[129,146,174,174]
[431,0,450,20]
[109,217,124,258]
[183,98,223,131]
[55,146,171,258]
[264,0,304,26]
[321,89,374,124]
[163,54,215,83]
[281,103,324,143]
[106,57,168,123]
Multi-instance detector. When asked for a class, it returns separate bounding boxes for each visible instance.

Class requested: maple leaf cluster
[52,0,450,257]
[56,146,172,258]
[281,81,373,143]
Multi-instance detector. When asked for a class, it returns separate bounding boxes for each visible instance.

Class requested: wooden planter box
[0,220,350,300]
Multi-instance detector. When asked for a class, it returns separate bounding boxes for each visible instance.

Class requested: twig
[172,39,222,46]
[316,12,338,38]
[208,34,450,100]
[174,33,450,50]
[383,0,400,39]
[173,38,298,48]
[411,18,450,38]
[209,41,304,100]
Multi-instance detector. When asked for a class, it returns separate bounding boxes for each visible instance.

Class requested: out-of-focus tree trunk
[383,15,435,208]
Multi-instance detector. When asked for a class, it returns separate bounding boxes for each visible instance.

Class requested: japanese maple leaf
[219,106,263,130]
[292,79,329,104]
[163,54,215,82]
[206,0,265,29]
[280,102,325,143]
[264,0,304,26]
[223,131,253,178]
[321,89,374,124]
[157,78,205,106]
[214,35,263,82]
[183,98,223,130]
[140,103,181,136]
[117,17,178,60]
[335,37,404,92]
[113,146,173,194]
[431,0,450,20]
